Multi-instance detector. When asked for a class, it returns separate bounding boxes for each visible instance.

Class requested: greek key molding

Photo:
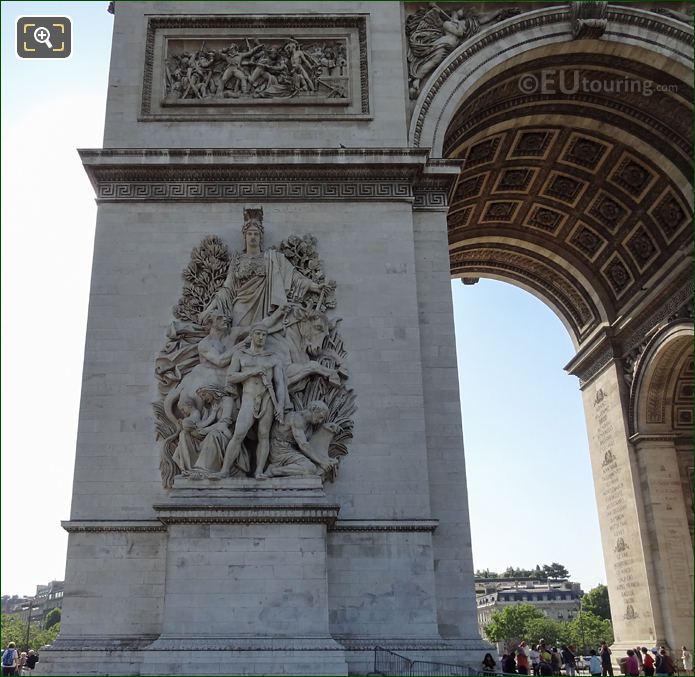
[153,503,341,526]
[61,520,166,533]
[141,14,370,121]
[330,519,439,532]
[413,190,449,210]
[80,148,461,205]
[96,180,413,203]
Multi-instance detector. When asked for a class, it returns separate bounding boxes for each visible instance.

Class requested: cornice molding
[79,149,461,205]
[61,520,166,533]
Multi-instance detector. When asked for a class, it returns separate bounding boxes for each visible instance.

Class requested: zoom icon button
[17,16,71,59]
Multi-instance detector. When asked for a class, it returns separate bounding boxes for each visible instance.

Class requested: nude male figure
[213,325,286,478]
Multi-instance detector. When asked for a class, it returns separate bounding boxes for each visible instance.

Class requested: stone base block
[140,646,348,675]
[35,649,143,676]
[37,638,494,676]
[36,646,348,676]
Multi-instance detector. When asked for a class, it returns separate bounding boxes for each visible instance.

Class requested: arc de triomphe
[43,2,692,675]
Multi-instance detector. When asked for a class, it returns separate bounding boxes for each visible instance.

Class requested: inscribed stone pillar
[581,363,667,651]
[631,435,695,651]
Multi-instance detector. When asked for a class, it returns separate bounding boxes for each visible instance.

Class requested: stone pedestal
[141,479,347,675]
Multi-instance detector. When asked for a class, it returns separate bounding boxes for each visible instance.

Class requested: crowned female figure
[204,208,326,328]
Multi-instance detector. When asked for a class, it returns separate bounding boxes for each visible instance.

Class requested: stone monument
[43,1,693,674]
[43,4,480,674]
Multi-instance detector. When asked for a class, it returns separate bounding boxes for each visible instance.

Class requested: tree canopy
[0,613,60,651]
[565,611,614,652]
[44,608,61,630]
[482,604,546,644]
[482,604,613,653]
[581,584,612,621]
[475,562,570,580]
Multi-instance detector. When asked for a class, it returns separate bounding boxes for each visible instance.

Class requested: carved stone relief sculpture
[570,1,608,40]
[164,37,349,104]
[154,208,356,487]
[405,3,520,98]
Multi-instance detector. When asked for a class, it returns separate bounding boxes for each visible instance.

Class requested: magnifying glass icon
[33,26,53,49]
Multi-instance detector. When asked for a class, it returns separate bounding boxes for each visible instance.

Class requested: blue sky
[1,0,606,596]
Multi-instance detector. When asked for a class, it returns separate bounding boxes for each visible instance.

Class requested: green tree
[529,565,545,581]
[565,611,614,653]
[0,614,60,650]
[44,608,61,630]
[524,617,568,647]
[482,603,545,647]
[475,569,499,579]
[543,562,570,580]
[582,584,612,621]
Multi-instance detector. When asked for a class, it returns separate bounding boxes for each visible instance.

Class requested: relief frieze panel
[141,15,369,120]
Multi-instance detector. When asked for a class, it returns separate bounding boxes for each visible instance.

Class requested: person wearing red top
[642,647,655,676]
[517,648,530,675]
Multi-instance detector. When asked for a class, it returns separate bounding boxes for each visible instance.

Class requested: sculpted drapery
[154,208,356,488]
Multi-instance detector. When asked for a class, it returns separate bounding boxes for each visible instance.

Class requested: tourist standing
[589,649,602,676]
[1,643,18,676]
[600,642,613,676]
[550,647,562,676]
[625,649,639,676]
[642,647,655,676]
[23,652,38,675]
[562,645,577,676]
[634,646,643,672]
[517,647,530,675]
[530,644,541,676]
[682,646,693,674]
[657,649,675,676]
[503,652,517,674]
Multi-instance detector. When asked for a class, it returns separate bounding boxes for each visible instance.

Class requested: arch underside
[439,38,693,347]
[634,329,694,434]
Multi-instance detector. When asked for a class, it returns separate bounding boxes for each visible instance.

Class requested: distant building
[2,595,32,615]
[2,581,64,626]
[34,580,64,622]
[476,579,583,635]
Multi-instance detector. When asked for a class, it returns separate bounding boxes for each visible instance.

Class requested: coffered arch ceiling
[443,46,693,347]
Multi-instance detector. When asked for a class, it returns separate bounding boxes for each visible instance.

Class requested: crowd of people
[1,644,38,677]
[481,640,692,676]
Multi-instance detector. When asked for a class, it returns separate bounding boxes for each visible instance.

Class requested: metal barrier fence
[373,645,484,676]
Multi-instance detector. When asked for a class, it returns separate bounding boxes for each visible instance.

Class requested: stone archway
[410,1,693,656]
[628,325,694,652]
